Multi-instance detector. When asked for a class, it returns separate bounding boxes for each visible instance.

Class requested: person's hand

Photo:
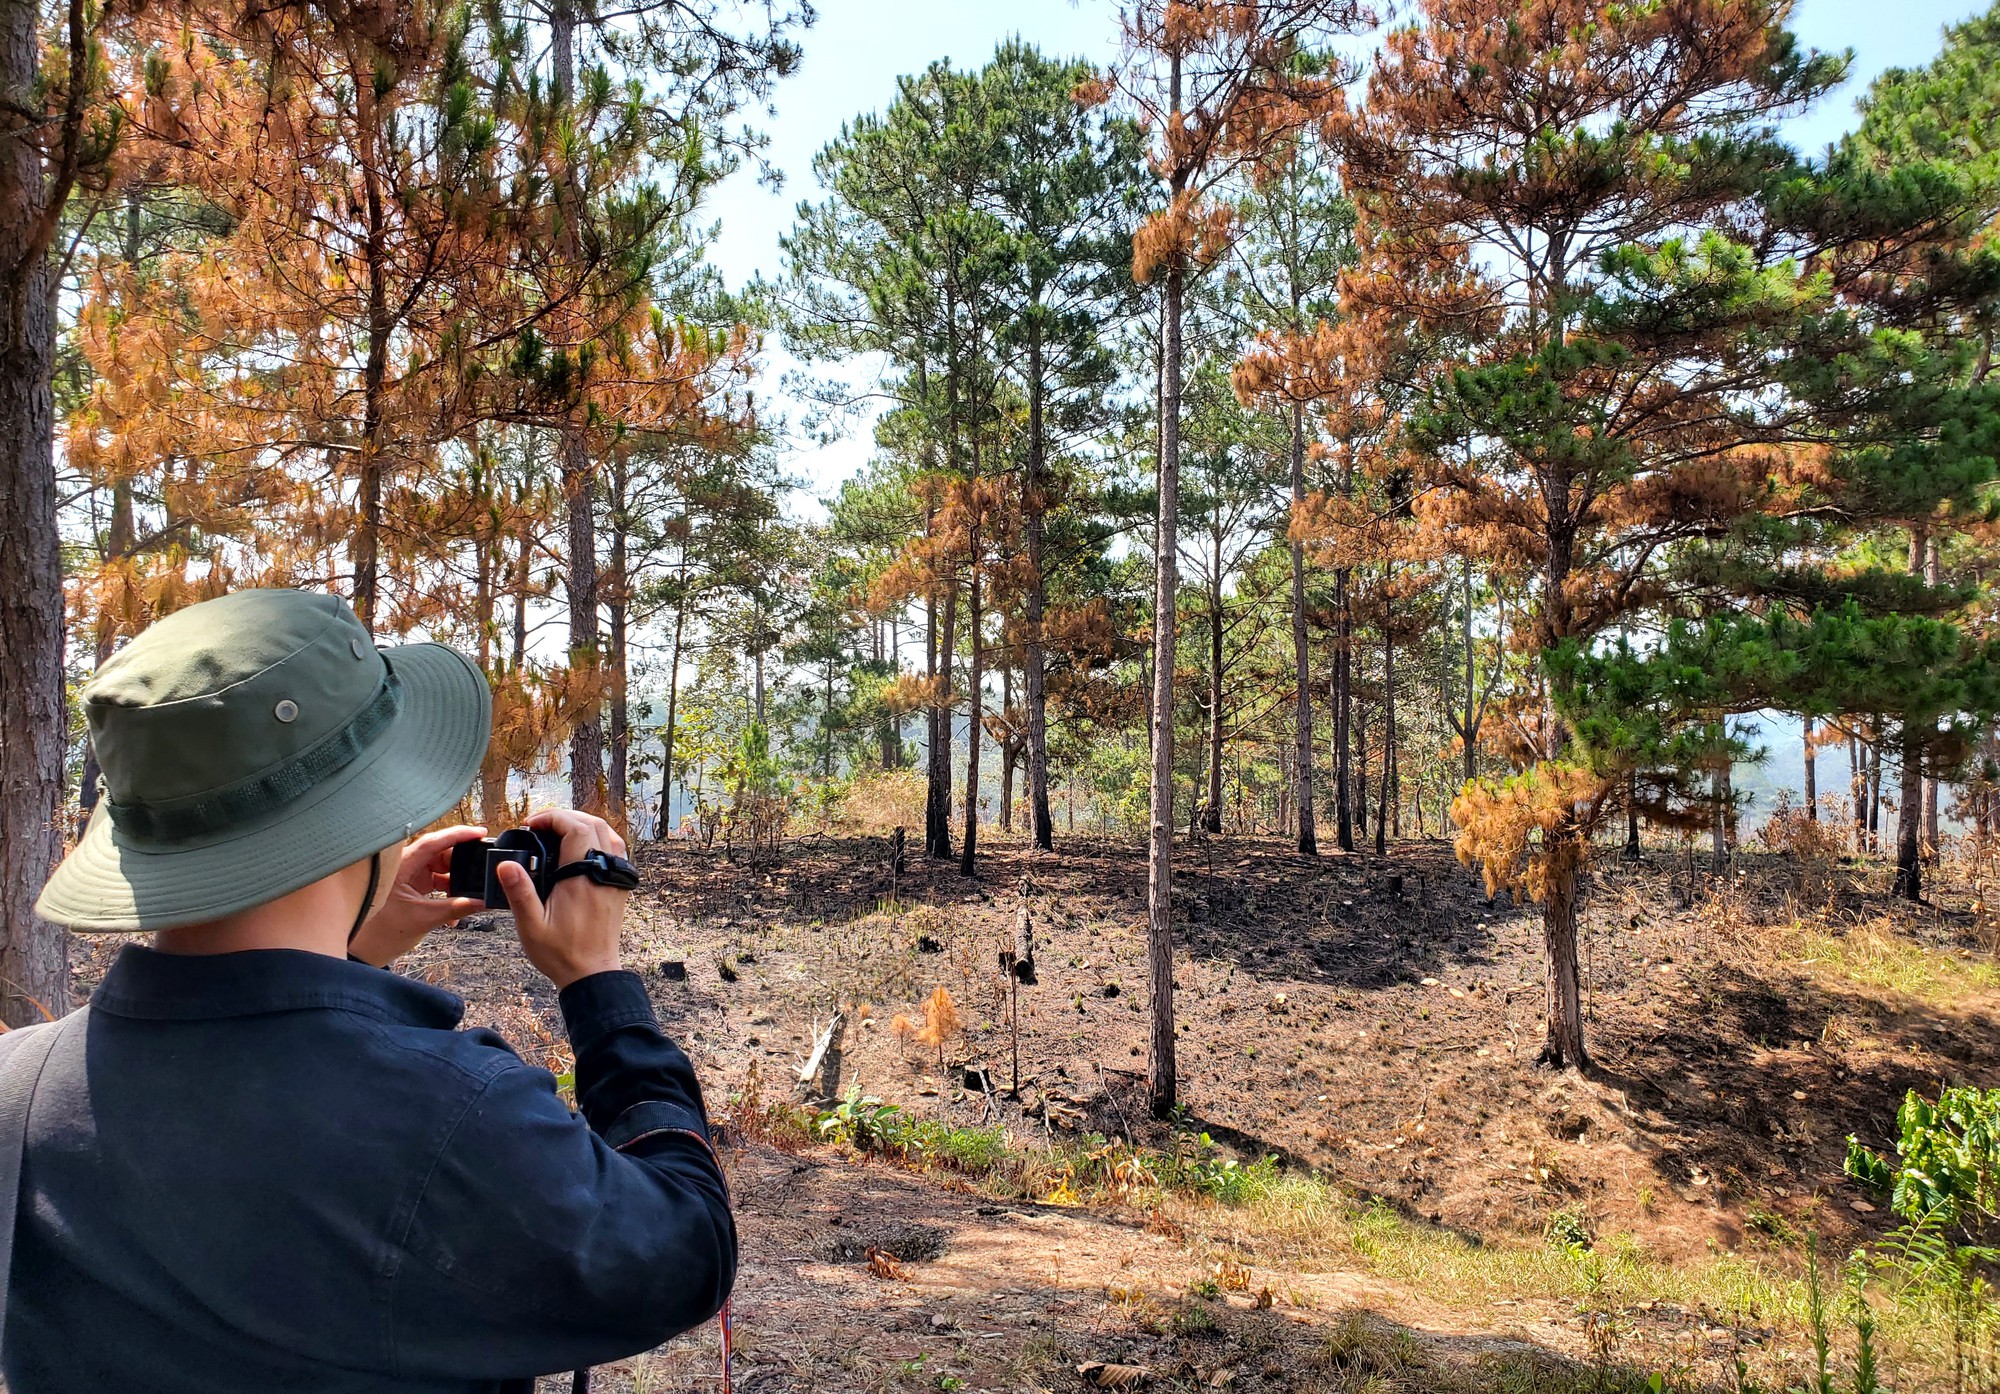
[348,825,490,967]
[498,808,630,989]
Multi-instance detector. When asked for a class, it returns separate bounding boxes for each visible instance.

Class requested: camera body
[447,827,563,910]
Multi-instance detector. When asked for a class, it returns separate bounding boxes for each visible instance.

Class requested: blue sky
[699,0,1992,498]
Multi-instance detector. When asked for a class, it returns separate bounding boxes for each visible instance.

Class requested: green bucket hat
[37,588,492,932]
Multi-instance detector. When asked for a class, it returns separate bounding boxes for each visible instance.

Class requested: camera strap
[605,1123,733,1394]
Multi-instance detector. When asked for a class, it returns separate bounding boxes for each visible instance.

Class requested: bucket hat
[37,589,492,932]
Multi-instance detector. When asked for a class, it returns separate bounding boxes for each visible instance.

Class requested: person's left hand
[348,825,490,967]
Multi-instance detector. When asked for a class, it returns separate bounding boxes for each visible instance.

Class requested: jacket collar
[91,944,465,1029]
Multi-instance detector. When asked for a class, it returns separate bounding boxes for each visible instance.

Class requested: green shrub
[1545,1204,1593,1255]
[904,1120,1008,1176]
[1846,1085,2000,1236]
[1156,1131,1279,1204]
[815,1083,903,1152]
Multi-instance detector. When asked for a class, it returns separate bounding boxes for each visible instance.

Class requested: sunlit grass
[761,1091,1991,1391]
[1777,919,2000,1005]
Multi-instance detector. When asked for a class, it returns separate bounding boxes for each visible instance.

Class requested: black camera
[447,827,563,909]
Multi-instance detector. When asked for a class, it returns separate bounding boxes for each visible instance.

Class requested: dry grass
[1773,917,2000,1004]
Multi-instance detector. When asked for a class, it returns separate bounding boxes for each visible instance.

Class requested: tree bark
[1147,70,1184,1118]
[0,24,72,1021]
[1204,544,1223,835]
[351,79,391,633]
[1925,537,1941,860]
[549,0,602,814]
[821,663,834,781]
[1850,732,1865,849]
[1623,771,1640,860]
[657,552,689,836]
[606,455,630,832]
[473,507,509,828]
[1895,729,1925,900]
[926,578,957,861]
[1460,558,1479,786]
[1868,738,1882,849]
[1334,568,1353,851]
[999,666,1015,833]
[1023,325,1054,852]
[1354,698,1368,851]
[1287,401,1316,856]
[562,430,605,812]
[1377,588,1395,855]
[878,620,902,770]
[1711,762,1729,872]
[1802,718,1817,821]
[1540,840,1589,1068]
[960,564,983,879]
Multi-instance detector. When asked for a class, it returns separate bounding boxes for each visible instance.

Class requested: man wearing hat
[0,589,735,1391]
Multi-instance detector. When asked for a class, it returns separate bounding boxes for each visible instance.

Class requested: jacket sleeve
[387,971,736,1381]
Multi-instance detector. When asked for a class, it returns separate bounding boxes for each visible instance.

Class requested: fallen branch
[796,1013,842,1088]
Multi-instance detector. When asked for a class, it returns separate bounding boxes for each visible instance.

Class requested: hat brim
[37,642,492,933]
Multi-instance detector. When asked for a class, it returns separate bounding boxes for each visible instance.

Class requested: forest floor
[84,831,2000,1392]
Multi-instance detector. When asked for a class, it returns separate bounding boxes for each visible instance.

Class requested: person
[3,588,734,1392]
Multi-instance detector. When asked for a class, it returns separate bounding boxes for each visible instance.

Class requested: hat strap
[106,668,404,843]
[348,850,382,945]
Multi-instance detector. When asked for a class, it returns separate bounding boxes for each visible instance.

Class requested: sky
[697,0,1993,505]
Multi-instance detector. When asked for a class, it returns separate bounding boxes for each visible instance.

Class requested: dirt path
[551,1141,1607,1394]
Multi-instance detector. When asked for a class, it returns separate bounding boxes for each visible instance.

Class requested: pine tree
[0,0,115,1023]
[1340,0,1844,1066]
[1108,0,1365,1117]
[1231,130,1354,856]
[972,41,1147,853]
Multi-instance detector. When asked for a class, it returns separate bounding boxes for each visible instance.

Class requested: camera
[447,828,563,909]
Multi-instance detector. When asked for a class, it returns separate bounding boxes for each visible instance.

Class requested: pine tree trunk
[1895,728,1925,901]
[1923,775,1940,863]
[1624,771,1640,860]
[1868,739,1882,850]
[960,566,983,879]
[1288,400,1316,856]
[1803,718,1817,821]
[551,0,601,814]
[1334,570,1354,851]
[1377,597,1395,855]
[1925,537,1942,860]
[562,430,604,812]
[1711,763,1729,872]
[1354,699,1369,852]
[1023,326,1054,852]
[1460,557,1479,786]
[657,561,688,835]
[488,508,532,826]
[927,578,957,860]
[822,665,834,781]
[878,620,902,770]
[474,518,509,828]
[1204,561,1223,835]
[1851,733,1865,849]
[352,82,391,634]
[999,667,1015,833]
[0,111,71,1022]
[1540,840,1589,1068]
[1147,113,1185,1119]
[606,459,630,833]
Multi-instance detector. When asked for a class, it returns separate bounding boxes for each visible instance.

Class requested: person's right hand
[497,808,631,990]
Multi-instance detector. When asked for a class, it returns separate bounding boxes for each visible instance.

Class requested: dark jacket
[5,945,734,1392]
